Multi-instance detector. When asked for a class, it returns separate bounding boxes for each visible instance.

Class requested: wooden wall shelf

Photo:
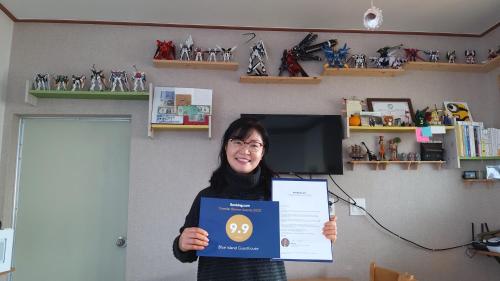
[349,126,454,133]
[153,59,238,70]
[405,56,500,72]
[474,250,500,257]
[459,156,500,161]
[322,65,405,77]
[239,76,322,84]
[29,90,149,100]
[463,179,499,185]
[348,160,445,170]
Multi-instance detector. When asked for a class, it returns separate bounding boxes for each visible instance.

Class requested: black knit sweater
[173,167,287,281]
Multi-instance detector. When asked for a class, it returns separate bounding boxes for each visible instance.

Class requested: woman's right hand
[179,227,209,252]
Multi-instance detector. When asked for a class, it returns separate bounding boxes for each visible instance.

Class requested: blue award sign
[198,197,280,259]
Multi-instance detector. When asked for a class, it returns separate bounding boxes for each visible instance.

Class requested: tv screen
[241,114,344,175]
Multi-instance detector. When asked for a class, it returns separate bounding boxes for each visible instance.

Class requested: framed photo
[366,98,414,126]
[443,101,472,121]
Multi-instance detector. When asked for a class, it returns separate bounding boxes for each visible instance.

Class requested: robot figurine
[446,50,457,63]
[109,70,129,92]
[487,47,498,60]
[131,65,146,92]
[424,50,440,62]
[217,45,237,62]
[53,75,69,91]
[207,48,218,62]
[194,48,204,61]
[349,54,367,68]
[403,48,425,61]
[279,33,337,76]
[247,40,269,76]
[179,35,194,61]
[369,44,404,68]
[153,40,176,60]
[90,64,107,91]
[71,75,86,91]
[465,49,476,64]
[323,43,350,68]
[33,73,50,90]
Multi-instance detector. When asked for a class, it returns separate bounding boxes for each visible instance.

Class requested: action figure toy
[349,144,367,160]
[391,57,407,69]
[414,107,429,127]
[429,105,441,125]
[323,43,350,69]
[465,49,476,64]
[361,141,377,161]
[378,136,385,161]
[350,54,367,68]
[487,48,498,60]
[207,48,218,62]
[217,45,237,62]
[194,48,204,61]
[154,40,176,60]
[247,40,269,76]
[446,50,457,63]
[53,75,68,91]
[109,70,129,92]
[279,33,337,76]
[71,75,86,91]
[389,137,401,161]
[33,73,50,90]
[369,44,404,68]
[90,64,107,91]
[131,65,146,92]
[424,50,440,62]
[179,35,194,61]
[403,48,425,62]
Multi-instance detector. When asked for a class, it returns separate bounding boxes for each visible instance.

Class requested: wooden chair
[370,262,417,281]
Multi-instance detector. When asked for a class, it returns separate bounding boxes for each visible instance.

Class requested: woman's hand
[179,227,209,252]
[322,216,337,243]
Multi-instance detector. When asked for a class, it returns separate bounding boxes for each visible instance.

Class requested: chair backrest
[370,262,417,281]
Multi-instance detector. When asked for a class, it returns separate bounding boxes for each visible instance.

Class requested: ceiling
[1,0,499,35]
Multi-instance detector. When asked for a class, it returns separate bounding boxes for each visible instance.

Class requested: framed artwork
[366,98,414,126]
[152,86,212,124]
[443,101,472,121]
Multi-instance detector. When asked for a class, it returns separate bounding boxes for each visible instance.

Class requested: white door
[12,117,131,281]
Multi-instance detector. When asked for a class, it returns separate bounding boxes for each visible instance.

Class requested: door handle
[116,236,127,248]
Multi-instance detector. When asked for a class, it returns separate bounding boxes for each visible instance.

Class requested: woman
[173,117,337,281]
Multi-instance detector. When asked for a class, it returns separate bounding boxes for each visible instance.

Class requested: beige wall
[1,23,499,281]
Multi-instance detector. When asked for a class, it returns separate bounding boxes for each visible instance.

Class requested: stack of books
[456,121,500,158]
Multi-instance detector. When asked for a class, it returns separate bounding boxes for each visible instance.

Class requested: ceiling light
[363,0,383,30]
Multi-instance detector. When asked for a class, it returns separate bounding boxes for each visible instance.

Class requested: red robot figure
[154,40,176,60]
[403,48,425,62]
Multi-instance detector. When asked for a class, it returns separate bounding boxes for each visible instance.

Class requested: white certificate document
[272,179,333,262]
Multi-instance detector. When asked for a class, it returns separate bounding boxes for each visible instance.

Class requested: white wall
[0,23,499,281]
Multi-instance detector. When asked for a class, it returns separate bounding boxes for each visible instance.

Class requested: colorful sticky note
[416,128,430,143]
[430,126,446,134]
[421,126,432,137]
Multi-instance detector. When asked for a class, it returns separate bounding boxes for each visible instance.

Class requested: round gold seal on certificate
[225,214,253,242]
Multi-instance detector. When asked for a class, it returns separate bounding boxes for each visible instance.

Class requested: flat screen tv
[241,114,344,175]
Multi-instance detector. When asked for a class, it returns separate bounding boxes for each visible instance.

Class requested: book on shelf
[456,121,500,157]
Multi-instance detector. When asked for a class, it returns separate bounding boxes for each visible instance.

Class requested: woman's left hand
[322,216,337,243]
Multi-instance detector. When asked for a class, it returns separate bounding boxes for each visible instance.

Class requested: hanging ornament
[363,1,383,30]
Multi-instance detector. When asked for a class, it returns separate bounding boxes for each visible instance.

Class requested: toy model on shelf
[323,43,350,69]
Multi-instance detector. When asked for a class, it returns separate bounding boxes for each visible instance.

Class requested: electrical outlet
[349,198,366,216]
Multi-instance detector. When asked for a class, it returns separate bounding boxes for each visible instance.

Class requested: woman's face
[225,129,265,174]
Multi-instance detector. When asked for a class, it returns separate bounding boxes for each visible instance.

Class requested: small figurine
[383,115,394,126]
[414,107,429,127]
[323,43,350,69]
[207,48,218,62]
[424,50,440,62]
[279,33,337,76]
[446,50,457,63]
[404,48,425,62]
[487,48,498,60]
[391,57,407,69]
[404,110,412,126]
[194,47,204,61]
[407,152,416,161]
[154,40,176,60]
[378,136,385,161]
[361,141,377,161]
[53,75,68,90]
[389,137,401,161]
[349,144,367,160]
[179,35,194,61]
[429,104,441,125]
[350,54,367,68]
[217,45,237,62]
[71,75,86,91]
[34,73,50,90]
[247,40,269,76]
[109,70,129,92]
[442,107,454,125]
[464,49,476,64]
[369,44,404,68]
[131,65,146,92]
[90,64,107,91]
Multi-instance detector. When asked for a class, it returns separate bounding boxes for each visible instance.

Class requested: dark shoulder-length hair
[209,117,276,191]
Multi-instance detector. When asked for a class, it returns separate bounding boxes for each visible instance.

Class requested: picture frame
[443,101,472,121]
[366,98,415,126]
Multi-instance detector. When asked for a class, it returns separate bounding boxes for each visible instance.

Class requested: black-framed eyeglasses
[228,139,264,153]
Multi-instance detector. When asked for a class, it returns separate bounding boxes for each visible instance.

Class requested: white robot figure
[179,35,193,61]
[247,40,268,76]
[217,45,237,62]
[53,75,69,90]
[425,50,440,62]
[109,70,129,92]
[446,50,456,63]
[194,48,204,61]
[207,48,218,62]
[90,64,106,91]
[465,49,476,64]
[71,75,86,91]
[34,73,49,90]
[131,65,146,92]
[351,54,367,68]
